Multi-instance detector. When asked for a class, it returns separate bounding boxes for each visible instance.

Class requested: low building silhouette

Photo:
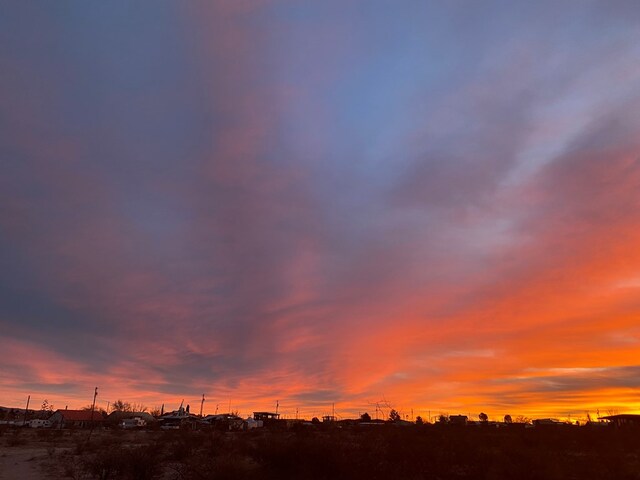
[449,415,468,425]
[49,409,106,429]
[106,411,155,427]
[601,414,640,428]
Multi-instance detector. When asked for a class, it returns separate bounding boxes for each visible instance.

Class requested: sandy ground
[0,429,82,480]
[0,430,170,479]
[0,444,52,480]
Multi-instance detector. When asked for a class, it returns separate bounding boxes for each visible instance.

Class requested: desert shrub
[61,456,84,480]
[163,430,204,461]
[82,448,125,480]
[41,423,640,480]
[6,431,26,446]
[176,453,260,480]
[36,427,52,438]
[82,444,160,480]
[122,445,161,480]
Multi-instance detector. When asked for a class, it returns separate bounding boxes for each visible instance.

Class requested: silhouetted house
[0,406,37,425]
[201,414,244,431]
[158,410,199,430]
[585,420,609,428]
[253,411,285,428]
[246,416,263,429]
[392,419,413,427]
[601,414,640,428]
[358,420,386,427]
[253,412,280,422]
[49,409,106,429]
[29,419,52,428]
[106,411,155,428]
[322,415,337,423]
[449,415,468,426]
[532,418,565,427]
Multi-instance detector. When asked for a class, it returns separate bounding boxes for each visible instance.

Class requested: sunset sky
[2,1,640,421]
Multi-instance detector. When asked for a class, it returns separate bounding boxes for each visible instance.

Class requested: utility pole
[22,395,30,427]
[200,394,205,417]
[87,387,98,443]
[275,400,279,415]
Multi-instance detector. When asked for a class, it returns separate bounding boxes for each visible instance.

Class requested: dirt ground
[0,429,108,479]
[0,429,171,480]
[0,445,51,479]
[2,425,640,480]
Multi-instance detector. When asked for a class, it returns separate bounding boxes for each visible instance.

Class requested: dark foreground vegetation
[2,424,640,479]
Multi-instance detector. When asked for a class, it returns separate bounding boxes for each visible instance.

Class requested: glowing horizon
[1,1,640,421]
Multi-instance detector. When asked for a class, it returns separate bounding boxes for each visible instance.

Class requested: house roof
[601,414,640,421]
[106,411,155,422]
[202,414,242,423]
[54,409,105,421]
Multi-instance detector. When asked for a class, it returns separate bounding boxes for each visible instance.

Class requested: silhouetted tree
[81,405,106,415]
[438,414,448,423]
[40,399,53,419]
[415,416,424,425]
[388,409,401,422]
[360,412,371,422]
[111,400,132,412]
[311,417,320,424]
[479,412,488,423]
[109,400,147,413]
[131,403,148,413]
[504,414,512,424]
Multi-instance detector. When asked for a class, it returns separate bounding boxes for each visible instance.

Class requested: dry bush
[81,444,160,480]
[60,455,85,480]
[5,430,27,447]
[45,423,640,480]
